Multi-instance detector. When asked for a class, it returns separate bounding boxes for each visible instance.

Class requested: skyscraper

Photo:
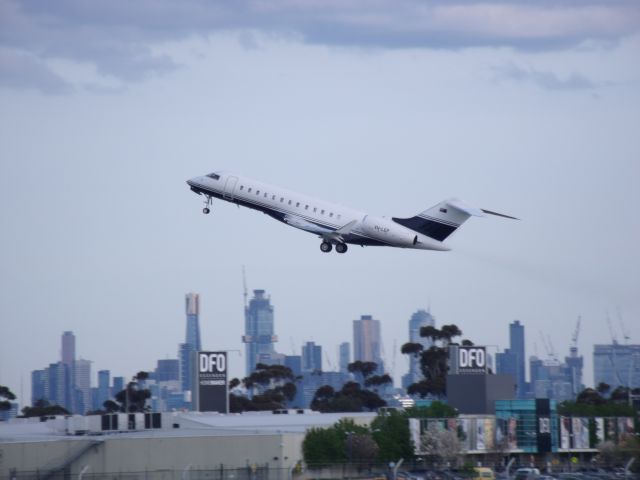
[74,359,91,414]
[496,320,527,398]
[97,369,111,408]
[112,376,124,396]
[339,342,350,373]
[594,344,640,390]
[179,293,202,401]
[353,315,383,370]
[31,369,46,405]
[402,309,435,389]
[156,359,180,382]
[302,341,322,372]
[61,331,75,368]
[242,289,278,376]
[46,362,72,411]
[185,293,201,351]
[61,331,76,411]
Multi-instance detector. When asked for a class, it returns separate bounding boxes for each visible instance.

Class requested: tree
[421,423,462,467]
[405,401,458,419]
[103,400,120,413]
[229,364,298,413]
[558,387,635,418]
[596,382,611,396]
[302,418,372,466]
[403,325,463,398]
[108,371,152,413]
[364,374,393,390]
[0,385,17,412]
[21,399,70,418]
[303,425,346,465]
[348,361,378,382]
[371,410,414,462]
[400,342,423,357]
[610,386,630,403]
[311,381,387,413]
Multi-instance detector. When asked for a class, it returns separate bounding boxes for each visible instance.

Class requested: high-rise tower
[242,289,278,376]
[179,293,202,400]
[185,293,201,350]
[496,320,527,398]
[74,359,91,414]
[61,331,76,412]
[353,315,383,371]
[302,341,322,372]
[402,309,435,389]
[339,342,350,373]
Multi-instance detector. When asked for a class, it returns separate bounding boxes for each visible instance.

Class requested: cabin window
[206,173,220,180]
[272,195,276,200]
[248,188,252,193]
[313,207,317,213]
[321,209,325,215]
[296,202,300,207]
[264,193,268,198]
[337,214,342,220]
[256,190,260,195]
[288,200,292,205]
[329,212,333,217]
[280,198,284,203]
[240,185,244,191]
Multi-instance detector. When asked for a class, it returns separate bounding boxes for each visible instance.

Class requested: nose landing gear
[202,195,212,214]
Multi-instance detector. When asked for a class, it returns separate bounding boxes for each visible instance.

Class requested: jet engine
[360,215,417,247]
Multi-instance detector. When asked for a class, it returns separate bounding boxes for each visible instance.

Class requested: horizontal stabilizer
[448,199,486,217]
[480,208,520,220]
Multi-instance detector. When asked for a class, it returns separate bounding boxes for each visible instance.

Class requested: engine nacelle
[360,215,417,247]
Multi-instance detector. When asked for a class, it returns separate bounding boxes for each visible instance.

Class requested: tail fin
[392,198,489,241]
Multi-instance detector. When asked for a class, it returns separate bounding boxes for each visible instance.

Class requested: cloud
[0,48,74,94]
[492,62,602,91]
[1,0,638,93]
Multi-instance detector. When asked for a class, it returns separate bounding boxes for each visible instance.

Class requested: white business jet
[187,172,517,253]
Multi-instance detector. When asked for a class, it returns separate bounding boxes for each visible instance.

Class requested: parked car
[514,468,541,480]
[472,467,496,480]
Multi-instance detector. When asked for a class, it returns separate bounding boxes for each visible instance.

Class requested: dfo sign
[195,351,228,413]
[458,346,487,374]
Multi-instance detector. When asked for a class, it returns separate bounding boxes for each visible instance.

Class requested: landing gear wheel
[335,243,348,254]
[202,195,212,214]
[320,241,333,253]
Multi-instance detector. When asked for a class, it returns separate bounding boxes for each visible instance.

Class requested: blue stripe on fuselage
[189,183,390,247]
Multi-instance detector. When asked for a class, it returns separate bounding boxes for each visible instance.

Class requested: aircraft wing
[284,215,357,242]
[283,215,334,235]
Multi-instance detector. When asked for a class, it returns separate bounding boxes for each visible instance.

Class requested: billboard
[195,351,228,413]
[457,346,487,374]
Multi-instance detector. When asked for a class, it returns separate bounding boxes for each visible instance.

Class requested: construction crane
[617,308,631,344]
[570,316,581,358]
[606,313,618,345]
[538,331,558,361]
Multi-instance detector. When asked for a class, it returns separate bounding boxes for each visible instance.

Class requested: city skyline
[10,288,637,409]
[1,2,638,413]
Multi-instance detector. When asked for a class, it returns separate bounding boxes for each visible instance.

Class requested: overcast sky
[1,0,639,404]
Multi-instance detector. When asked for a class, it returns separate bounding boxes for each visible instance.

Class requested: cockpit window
[206,173,220,180]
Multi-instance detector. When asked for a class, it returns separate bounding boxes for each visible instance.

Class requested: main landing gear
[335,243,348,254]
[320,241,348,254]
[202,195,212,214]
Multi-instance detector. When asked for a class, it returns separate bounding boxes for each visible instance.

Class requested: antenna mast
[242,265,248,308]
